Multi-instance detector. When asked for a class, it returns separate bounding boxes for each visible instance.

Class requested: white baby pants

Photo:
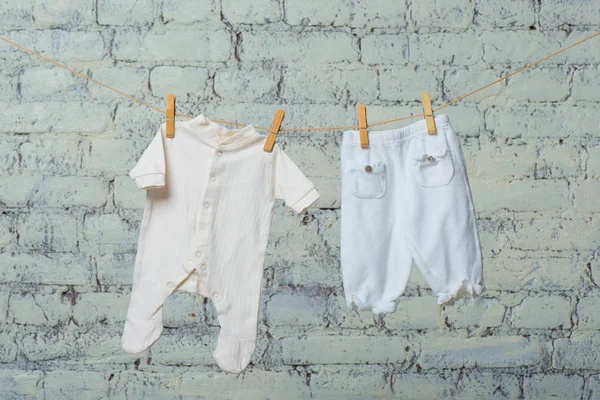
[340,114,483,313]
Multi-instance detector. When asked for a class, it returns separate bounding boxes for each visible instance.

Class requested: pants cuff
[121,316,163,353]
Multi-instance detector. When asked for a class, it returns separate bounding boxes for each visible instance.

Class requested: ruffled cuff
[436,280,483,305]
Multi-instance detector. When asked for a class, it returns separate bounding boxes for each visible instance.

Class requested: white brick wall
[0,0,599,398]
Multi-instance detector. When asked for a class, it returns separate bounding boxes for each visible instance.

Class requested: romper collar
[187,114,259,149]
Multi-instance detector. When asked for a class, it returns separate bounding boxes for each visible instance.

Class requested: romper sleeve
[272,144,320,213]
[128,126,166,190]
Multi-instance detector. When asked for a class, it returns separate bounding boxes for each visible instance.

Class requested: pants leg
[401,117,483,304]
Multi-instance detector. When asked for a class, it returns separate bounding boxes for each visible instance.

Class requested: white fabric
[340,114,483,313]
[121,114,319,373]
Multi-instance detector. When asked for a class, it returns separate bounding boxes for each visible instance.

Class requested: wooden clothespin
[263,109,285,152]
[421,92,436,135]
[357,104,369,149]
[165,94,176,138]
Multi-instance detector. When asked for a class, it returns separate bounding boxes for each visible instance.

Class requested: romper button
[213,291,220,299]
[427,156,436,163]
[195,251,202,257]
[364,165,373,173]
[200,264,207,271]
[167,282,174,288]
[204,202,210,208]
[217,151,223,157]
[210,175,216,182]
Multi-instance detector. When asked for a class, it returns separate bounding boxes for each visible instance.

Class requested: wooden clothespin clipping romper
[263,109,285,152]
[420,92,437,135]
[165,94,176,138]
[357,103,369,149]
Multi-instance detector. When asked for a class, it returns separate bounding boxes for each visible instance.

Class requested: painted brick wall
[0,0,599,399]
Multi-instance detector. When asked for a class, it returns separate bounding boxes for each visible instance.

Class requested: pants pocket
[347,160,387,199]
[409,137,455,187]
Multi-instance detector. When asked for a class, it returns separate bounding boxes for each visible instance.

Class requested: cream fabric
[121,114,320,373]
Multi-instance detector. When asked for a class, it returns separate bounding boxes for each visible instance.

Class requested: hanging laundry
[121,114,320,373]
[340,114,483,313]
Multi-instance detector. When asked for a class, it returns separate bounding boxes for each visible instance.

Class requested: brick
[98,0,155,25]
[41,371,108,399]
[87,66,149,100]
[72,292,128,325]
[511,217,600,251]
[282,335,410,364]
[285,0,349,26]
[19,65,83,100]
[457,372,521,398]
[325,295,377,329]
[444,67,504,103]
[554,334,600,369]
[578,297,600,330]
[215,65,279,102]
[585,375,600,400]
[81,139,137,176]
[149,333,216,366]
[20,328,78,361]
[0,177,42,207]
[240,31,355,64]
[0,252,90,285]
[19,139,79,175]
[471,179,569,212]
[150,66,209,98]
[0,102,109,134]
[587,146,600,177]
[485,105,599,138]
[112,29,231,62]
[540,0,600,28]
[114,176,144,209]
[84,335,142,365]
[350,0,407,28]
[18,212,78,252]
[0,2,34,28]
[575,180,600,212]
[525,374,585,399]
[412,0,473,29]
[0,140,19,174]
[443,297,505,328]
[222,0,280,24]
[10,291,71,326]
[379,66,440,102]
[504,67,569,101]
[395,373,461,399]
[162,291,205,328]
[484,255,582,292]
[95,250,136,285]
[410,33,482,66]
[30,177,107,207]
[474,0,535,28]
[82,213,139,246]
[536,144,581,178]
[310,366,392,399]
[482,31,567,65]
[383,296,441,330]
[0,327,18,362]
[0,287,8,323]
[32,0,94,27]
[281,66,377,103]
[161,0,220,25]
[512,295,572,329]
[0,29,107,61]
[420,336,542,368]
[108,371,181,399]
[468,141,536,179]
[0,370,41,398]
[266,293,327,326]
[179,370,310,398]
[361,34,408,65]
[0,213,14,249]
[573,66,600,101]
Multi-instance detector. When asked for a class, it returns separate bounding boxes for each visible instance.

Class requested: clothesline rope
[0,31,598,133]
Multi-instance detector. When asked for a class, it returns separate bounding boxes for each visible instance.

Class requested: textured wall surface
[0,0,599,399]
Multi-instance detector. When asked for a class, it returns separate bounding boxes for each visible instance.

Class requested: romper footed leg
[213,332,257,374]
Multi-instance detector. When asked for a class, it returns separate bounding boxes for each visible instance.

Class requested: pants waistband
[342,114,451,144]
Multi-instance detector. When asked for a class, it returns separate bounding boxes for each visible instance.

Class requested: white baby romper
[121,114,320,373]
[340,114,483,313]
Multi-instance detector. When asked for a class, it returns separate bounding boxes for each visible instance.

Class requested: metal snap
[364,165,373,173]
[427,156,436,163]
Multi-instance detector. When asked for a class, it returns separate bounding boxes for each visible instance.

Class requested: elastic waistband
[342,114,451,144]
